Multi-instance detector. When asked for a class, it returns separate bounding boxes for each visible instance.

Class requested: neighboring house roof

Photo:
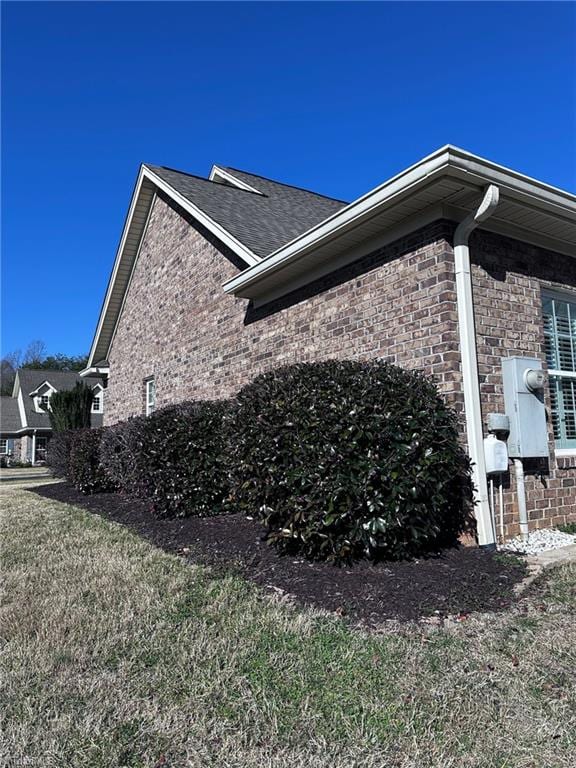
[0,397,22,435]
[2,370,104,433]
[148,165,347,259]
[88,145,576,366]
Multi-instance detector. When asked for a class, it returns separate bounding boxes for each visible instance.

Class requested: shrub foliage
[100,402,232,518]
[47,430,75,479]
[143,401,232,517]
[230,360,474,562]
[69,428,116,494]
[99,416,148,498]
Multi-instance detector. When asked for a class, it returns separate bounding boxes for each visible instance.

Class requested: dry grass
[1,484,575,768]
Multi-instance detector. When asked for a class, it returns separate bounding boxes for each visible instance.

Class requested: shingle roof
[146,164,348,258]
[0,397,21,434]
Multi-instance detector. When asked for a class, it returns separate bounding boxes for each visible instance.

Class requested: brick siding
[105,192,576,536]
[470,229,576,536]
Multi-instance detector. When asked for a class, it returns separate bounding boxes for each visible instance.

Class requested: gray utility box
[502,357,549,459]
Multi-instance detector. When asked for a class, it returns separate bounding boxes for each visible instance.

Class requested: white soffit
[224,145,576,301]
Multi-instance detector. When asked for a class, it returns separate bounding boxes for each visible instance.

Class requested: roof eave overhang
[79,365,109,378]
[87,165,262,367]
[223,145,576,302]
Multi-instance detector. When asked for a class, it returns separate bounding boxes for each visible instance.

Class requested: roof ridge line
[223,166,349,204]
[145,164,267,197]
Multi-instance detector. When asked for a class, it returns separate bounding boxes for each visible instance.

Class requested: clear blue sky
[2,1,575,358]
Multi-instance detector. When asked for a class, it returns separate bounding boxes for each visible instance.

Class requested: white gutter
[454,185,500,548]
[224,145,576,298]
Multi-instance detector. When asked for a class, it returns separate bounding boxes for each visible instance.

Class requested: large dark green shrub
[99,402,232,517]
[69,428,116,494]
[99,416,148,498]
[49,383,93,432]
[46,430,74,478]
[230,360,474,562]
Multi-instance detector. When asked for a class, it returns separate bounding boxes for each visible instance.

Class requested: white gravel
[502,528,576,555]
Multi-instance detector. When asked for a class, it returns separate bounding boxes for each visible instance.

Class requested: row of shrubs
[48,360,474,562]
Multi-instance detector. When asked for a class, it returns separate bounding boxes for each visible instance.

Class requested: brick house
[0,369,105,464]
[87,146,576,545]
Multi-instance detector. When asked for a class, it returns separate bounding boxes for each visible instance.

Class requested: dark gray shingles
[146,165,348,258]
[0,397,22,434]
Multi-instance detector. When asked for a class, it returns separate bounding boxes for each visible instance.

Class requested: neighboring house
[0,369,105,464]
[86,145,576,543]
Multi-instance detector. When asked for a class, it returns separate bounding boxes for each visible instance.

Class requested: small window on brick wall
[145,378,156,416]
[543,292,576,451]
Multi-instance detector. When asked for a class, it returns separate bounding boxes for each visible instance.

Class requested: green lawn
[1,485,575,768]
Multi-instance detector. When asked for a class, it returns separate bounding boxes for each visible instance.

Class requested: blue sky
[2,1,575,358]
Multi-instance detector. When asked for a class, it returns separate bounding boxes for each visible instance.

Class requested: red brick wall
[105,192,576,536]
[106,193,462,422]
[470,229,576,536]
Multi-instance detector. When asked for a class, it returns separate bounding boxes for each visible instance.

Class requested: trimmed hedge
[230,360,474,562]
[69,428,116,494]
[99,401,232,518]
[99,416,148,498]
[47,430,75,479]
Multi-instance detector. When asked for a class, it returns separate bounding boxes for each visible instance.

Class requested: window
[543,293,576,451]
[145,378,156,416]
[0,439,7,454]
[35,437,48,463]
[40,395,50,410]
[92,387,103,413]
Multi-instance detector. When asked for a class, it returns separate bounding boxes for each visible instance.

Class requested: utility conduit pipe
[513,459,529,542]
[454,185,500,549]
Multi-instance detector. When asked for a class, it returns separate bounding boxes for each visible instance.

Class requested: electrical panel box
[502,357,549,459]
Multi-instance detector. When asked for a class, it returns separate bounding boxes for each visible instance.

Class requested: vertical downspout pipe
[454,185,500,549]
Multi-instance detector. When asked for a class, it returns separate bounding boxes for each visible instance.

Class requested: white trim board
[87,165,261,366]
[209,165,264,195]
[224,145,576,300]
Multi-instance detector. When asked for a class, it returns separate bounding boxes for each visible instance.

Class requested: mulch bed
[31,482,527,626]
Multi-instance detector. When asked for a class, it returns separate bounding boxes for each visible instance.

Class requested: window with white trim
[145,378,156,416]
[0,439,7,454]
[91,386,103,413]
[543,292,576,450]
[40,395,50,410]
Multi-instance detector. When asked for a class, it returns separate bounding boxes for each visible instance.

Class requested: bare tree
[0,350,21,396]
[22,340,46,367]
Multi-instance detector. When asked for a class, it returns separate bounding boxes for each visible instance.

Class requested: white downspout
[454,185,500,548]
[31,430,37,467]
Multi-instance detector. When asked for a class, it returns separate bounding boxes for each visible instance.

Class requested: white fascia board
[224,145,576,297]
[28,381,57,397]
[12,426,52,435]
[79,366,109,377]
[88,165,150,367]
[223,146,453,295]
[445,146,576,212]
[17,390,27,429]
[88,164,262,367]
[209,165,264,195]
[143,167,261,266]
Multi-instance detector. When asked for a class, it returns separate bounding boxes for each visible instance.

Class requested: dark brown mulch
[31,482,527,626]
